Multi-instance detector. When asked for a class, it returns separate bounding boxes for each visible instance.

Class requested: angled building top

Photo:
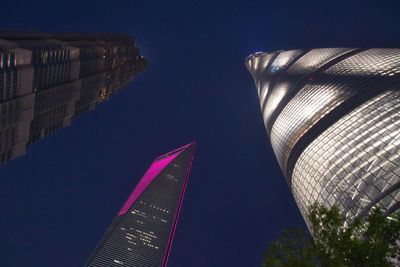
[86,142,196,267]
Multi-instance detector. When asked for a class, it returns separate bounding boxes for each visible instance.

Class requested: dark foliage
[263,205,400,267]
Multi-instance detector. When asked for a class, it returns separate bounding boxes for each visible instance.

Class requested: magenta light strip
[162,142,196,267]
[118,150,183,216]
[156,143,192,159]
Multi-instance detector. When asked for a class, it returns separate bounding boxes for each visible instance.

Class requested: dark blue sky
[1,0,400,266]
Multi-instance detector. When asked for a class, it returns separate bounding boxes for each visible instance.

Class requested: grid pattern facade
[269,50,302,74]
[86,144,195,267]
[292,90,400,222]
[245,48,400,225]
[0,31,147,164]
[270,76,353,171]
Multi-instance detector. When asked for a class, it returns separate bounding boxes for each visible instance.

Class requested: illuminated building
[0,31,147,164]
[85,142,196,267]
[246,48,400,224]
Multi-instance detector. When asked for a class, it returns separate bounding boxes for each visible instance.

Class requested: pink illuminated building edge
[116,142,196,267]
[117,151,181,215]
[118,142,193,216]
[162,142,196,267]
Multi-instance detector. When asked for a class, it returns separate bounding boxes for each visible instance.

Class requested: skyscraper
[245,48,400,225]
[85,142,196,267]
[0,31,147,164]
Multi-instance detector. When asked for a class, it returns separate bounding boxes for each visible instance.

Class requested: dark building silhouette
[0,31,147,164]
[246,48,400,225]
[85,142,196,267]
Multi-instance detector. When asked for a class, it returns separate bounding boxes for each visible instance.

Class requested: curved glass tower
[245,48,400,224]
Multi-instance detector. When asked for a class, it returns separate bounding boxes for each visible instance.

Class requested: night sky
[1,0,400,266]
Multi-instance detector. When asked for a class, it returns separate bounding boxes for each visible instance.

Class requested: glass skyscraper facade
[85,142,196,267]
[246,48,400,225]
[0,31,147,164]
